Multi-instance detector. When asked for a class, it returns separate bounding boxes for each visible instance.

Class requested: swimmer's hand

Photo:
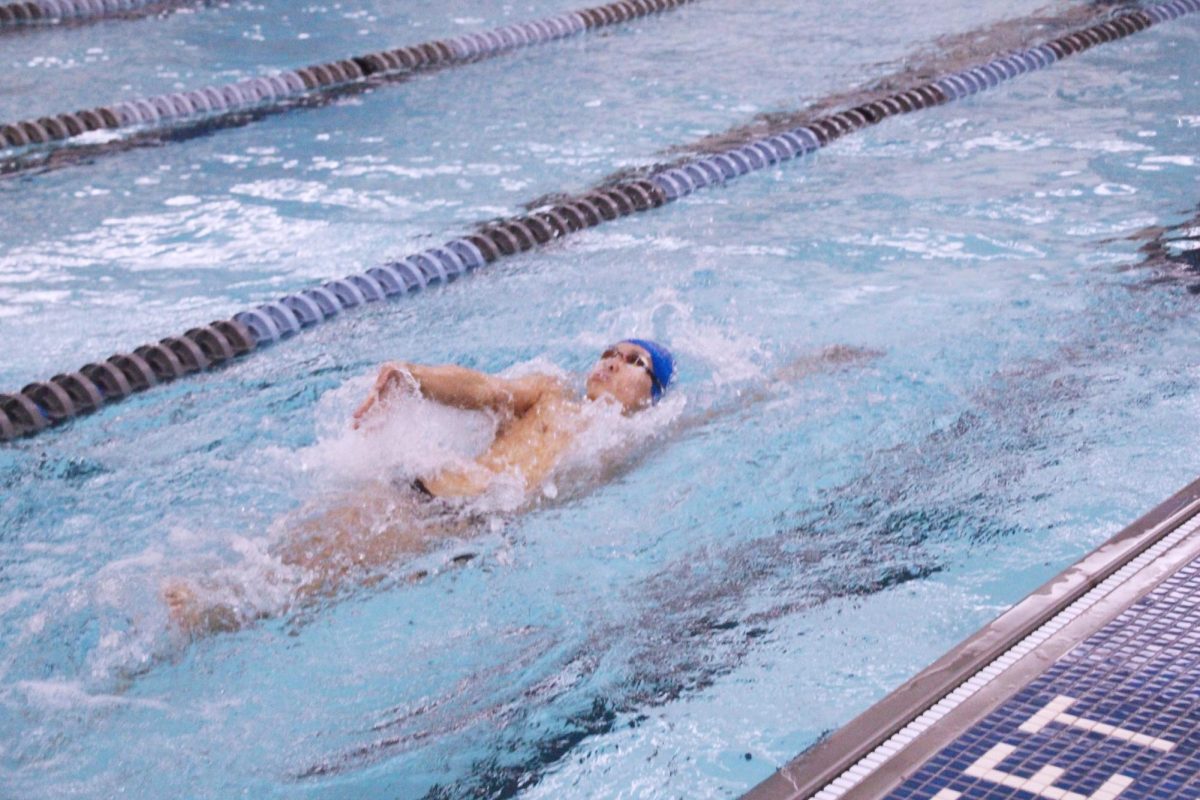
[353,361,416,428]
[772,344,883,383]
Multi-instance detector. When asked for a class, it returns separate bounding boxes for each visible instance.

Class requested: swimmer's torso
[420,380,583,498]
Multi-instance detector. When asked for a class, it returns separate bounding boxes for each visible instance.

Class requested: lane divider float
[0,0,197,29]
[0,0,693,166]
[2,0,1197,441]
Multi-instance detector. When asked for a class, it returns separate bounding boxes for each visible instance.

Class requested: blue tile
[881,546,1200,800]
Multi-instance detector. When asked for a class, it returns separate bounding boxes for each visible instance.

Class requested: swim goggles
[601,345,662,394]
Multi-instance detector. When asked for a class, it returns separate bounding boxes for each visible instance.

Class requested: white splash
[1141,155,1195,168]
[9,679,169,712]
[296,375,499,489]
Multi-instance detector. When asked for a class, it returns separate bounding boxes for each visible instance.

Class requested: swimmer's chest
[480,396,580,476]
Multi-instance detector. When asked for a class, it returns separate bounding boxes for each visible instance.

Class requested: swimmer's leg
[164,483,475,638]
[275,483,477,599]
[277,486,421,593]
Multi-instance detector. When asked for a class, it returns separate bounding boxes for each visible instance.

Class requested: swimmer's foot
[163,579,242,638]
[163,580,198,630]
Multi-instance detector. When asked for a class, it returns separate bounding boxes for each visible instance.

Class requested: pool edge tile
[741,475,1200,800]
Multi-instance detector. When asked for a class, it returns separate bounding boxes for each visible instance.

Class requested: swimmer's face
[586,343,655,412]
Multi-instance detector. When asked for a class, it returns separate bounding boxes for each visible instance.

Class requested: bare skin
[350,343,655,498]
[164,343,659,636]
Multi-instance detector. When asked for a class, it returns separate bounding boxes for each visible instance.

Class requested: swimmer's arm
[407,365,558,414]
[672,345,883,432]
[354,362,559,423]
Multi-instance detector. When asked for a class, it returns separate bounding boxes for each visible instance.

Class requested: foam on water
[296,375,501,488]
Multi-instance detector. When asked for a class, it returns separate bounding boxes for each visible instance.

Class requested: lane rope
[0,0,694,168]
[3,0,1197,441]
[0,0,197,29]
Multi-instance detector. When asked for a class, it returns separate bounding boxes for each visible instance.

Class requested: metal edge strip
[741,475,1200,800]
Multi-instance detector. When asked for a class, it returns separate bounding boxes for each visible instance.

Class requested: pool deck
[743,476,1200,800]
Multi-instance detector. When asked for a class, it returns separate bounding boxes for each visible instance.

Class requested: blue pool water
[2,1,1200,797]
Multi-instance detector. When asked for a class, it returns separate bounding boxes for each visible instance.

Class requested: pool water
[2,1,1200,797]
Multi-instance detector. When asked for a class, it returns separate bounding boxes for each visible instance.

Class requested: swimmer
[164,339,676,636]
[163,341,879,638]
[351,338,675,497]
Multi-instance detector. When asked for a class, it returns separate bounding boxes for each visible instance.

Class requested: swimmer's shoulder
[534,375,576,406]
[507,372,572,414]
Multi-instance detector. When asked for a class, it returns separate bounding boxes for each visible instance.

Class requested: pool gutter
[741,474,1200,800]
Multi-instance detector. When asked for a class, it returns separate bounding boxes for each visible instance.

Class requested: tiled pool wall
[744,477,1200,800]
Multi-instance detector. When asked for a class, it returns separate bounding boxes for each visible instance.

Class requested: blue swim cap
[623,339,674,402]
